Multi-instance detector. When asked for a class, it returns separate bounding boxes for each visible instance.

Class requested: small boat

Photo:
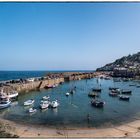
[40,101,50,109]
[91,99,105,108]
[7,91,18,100]
[50,100,59,108]
[129,84,136,86]
[109,92,118,97]
[110,89,121,94]
[121,90,132,94]
[42,96,50,100]
[88,92,99,97]
[136,85,140,88]
[119,95,130,101]
[24,99,34,106]
[45,85,54,89]
[92,88,101,92]
[66,92,70,96]
[109,87,119,90]
[29,108,37,113]
[0,98,11,109]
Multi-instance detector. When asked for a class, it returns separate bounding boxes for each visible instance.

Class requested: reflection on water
[1,78,140,128]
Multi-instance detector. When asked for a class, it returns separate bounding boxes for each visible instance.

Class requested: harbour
[1,71,140,130]
[1,2,140,138]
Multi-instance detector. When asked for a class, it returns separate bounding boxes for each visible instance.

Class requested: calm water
[1,78,140,128]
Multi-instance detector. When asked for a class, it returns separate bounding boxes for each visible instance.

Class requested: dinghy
[29,108,37,113]
[24,99,34,106]
[50,100,59,108]
[66,92,70,96]
[0,97,11,109]
[42,96,50,100]
[40,100,50,109]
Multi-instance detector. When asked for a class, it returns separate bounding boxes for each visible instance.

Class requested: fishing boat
[92,88,101,92]
[0,97,11,109]
[50,100,59,108]
[66,92,70,96]
[88,92,99,97]
[24,99,34,106]
[119,95,130,101]
[40,101,50,109]
[91,99,105,108]
[29,108,37,113]
[121,90,132,94]
[42,96,50,100]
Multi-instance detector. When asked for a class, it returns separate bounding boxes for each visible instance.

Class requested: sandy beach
[1,118,140,138]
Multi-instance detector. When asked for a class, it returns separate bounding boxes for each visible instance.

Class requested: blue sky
[0,2,140,70]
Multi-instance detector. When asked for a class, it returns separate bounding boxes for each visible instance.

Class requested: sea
[0,71,140,128]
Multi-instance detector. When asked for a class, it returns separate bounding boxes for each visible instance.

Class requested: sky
[0,2,140,70]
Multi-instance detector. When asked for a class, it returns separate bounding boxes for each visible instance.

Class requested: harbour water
[1,75,140,128]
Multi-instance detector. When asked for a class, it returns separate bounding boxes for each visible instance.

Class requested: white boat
[50,100,59,108]
[42,96,50,100]
[7,91,18,99]
[40,101,50,109]
[24,99,34,106]
[66,92,70,96]
[0,89,18,100]
[29,108,37,113]
[0,98,11,109]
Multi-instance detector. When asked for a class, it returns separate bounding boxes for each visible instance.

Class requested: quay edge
[0,71,110,94]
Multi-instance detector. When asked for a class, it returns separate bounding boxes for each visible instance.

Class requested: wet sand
[1,118,140,138]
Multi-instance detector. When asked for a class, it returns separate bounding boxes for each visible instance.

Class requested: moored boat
[7,91,18,100]
[50,100,59,108]
[66,92,70,96]
[29,108,37,113]
[119,95,130,101]
[121,90,132,94]
[129,84,136,86]
[109,87,119,90]
[45,85,54,89]
[109,92,118,97]
[24,99,34,106]
[88,92,99,97]
[42,96,50,100]
[92,88,101,92]
[91,99,105,108]
[40,101,50,109]
[0,97,11,109]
